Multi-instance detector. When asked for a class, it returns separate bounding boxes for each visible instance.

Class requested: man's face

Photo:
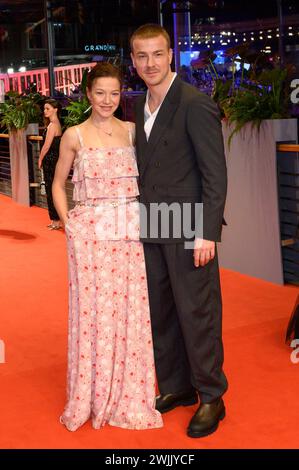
[131,34,173,87]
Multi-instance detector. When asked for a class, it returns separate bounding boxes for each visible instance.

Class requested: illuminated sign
[84,44,117,52]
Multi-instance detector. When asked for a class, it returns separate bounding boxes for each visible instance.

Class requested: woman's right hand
[62,212,70,228]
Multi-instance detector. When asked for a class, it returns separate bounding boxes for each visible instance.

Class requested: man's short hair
[130,23,171,52]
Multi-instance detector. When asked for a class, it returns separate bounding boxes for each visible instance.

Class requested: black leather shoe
[187,397,225,438]
[155,390,198,414]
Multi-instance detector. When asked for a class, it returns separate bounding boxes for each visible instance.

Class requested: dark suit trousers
[143,242,228,403]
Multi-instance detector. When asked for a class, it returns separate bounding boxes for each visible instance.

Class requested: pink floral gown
[60,125,163,431]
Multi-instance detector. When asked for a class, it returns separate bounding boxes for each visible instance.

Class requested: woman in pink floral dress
[52,63,162,431]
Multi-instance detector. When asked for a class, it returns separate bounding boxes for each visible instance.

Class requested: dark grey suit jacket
[135,75,227,243]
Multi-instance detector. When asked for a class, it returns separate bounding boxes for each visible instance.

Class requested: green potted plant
[0,91,42,206]
[192,46,298,284]
[0,91,42,131]
[213,48,297,284]
[64,69,91,127]
[193,45,292,147]
[221,46,291,146]
[64,96,91,127]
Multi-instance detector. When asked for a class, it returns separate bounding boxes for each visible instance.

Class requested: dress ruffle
[72,147,139,200]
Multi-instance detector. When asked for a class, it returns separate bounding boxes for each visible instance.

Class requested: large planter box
[9,123,38,206]
[218,118,298,285]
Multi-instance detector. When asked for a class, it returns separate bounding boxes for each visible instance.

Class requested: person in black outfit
[286,295,299,343]
[131,24,228,438]
[38,99,62,230]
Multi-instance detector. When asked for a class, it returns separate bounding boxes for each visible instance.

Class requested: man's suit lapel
[135,94,147,164]
[137,76,182,178]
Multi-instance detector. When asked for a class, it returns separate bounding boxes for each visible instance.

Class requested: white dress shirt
[144,72,177,141]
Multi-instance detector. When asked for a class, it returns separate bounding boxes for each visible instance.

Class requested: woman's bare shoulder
[61,126,77,139]
[126,121,135,139]
[60,126,81,151]
[116,119,135,134]
[127,121,135,130]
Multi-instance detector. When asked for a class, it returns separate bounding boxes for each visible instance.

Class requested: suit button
[163,140,168,146]
[152,185,157,190]
[155,161,160,168]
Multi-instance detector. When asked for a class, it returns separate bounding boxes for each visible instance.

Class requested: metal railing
[0,133,11,196]
[0,132,74,209]
[277,143,299,284]
[0,62,95,96]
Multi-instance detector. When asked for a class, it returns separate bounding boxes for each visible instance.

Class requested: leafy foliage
[192,43,291,146]
[64,96,91,127]
[0,92,42,131]
[222,68,289,146]
[64,68,91,127]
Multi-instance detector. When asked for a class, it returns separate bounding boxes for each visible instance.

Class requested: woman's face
[44,103,57,119]
[87,77,121,118]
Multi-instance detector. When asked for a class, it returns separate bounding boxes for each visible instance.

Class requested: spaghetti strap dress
[60,124,163,431]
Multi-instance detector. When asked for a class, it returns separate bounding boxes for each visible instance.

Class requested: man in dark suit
[130,24,228,438]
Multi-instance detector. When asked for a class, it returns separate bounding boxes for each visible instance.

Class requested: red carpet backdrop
[0,194,298,449]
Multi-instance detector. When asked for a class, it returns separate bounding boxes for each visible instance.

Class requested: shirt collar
[144,72,177,119]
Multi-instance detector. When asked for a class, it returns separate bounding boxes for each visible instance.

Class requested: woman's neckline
[78,145,134,152]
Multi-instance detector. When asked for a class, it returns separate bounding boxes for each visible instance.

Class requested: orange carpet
[0,193,298,449]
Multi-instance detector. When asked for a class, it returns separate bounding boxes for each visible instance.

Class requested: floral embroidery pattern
[60,144,162,431]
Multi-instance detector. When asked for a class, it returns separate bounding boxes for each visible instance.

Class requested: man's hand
[193,238,215,267]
